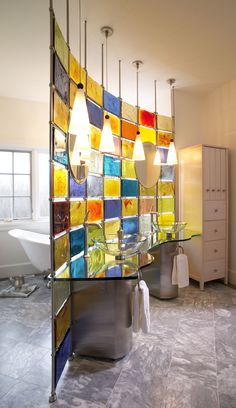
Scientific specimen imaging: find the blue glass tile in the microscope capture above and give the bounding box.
[54,54,69,104]
[70,256,85,278]
[55,329,71,386]
[160,165,175,181]
[54,150,68,166]
[70,175,86,198]
[104,155,121,177]
[106,265,122,278]
[104,199,121,219]
[122,217,139,234]
[159,148,168,163]
[103,90,121,117]
[70,228,85,257]
[121,179,138,197]
[87,99,103,129]
[87,175,103,197]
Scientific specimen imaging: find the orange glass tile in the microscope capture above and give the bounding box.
[139,126,156,144]
[158,181,174,197]
[53,166,68,198]
[104,219,121,236]
[140,198,156,215]
[122,198,138,216]
[87,200,103,222]
[122,160,136,179]
[90,126,101,150]
[87,75,103,106]
[55,300,70,349]
[158,197,175,213]
[70,200,86,227]
[157,115,172,131]
[122,140,134,159]
[54,91,69,133]
[122,101,137,123]
[104,178,120,197]
[105,112,120,136]
[139,109,156,128]
[54,20,69,72]
[69,52,86,87]
[54,233,69,270]
[157,131,172,147]
[139,184,156,196]
[121,120,137,141]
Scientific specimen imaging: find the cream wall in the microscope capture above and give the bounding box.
[0,96,49,149]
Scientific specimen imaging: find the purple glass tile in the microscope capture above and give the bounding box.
[69,174,86,198]
[104,199,121,219]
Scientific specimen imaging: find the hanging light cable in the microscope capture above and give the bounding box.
[132,60,145,161]
[69,0,90,165]
[99,26,115,153]
[166,78,178,165]
[153,79,161,165]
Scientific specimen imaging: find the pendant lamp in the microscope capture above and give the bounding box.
[99,27,115,154]
[69,0,90,164]
[132,60,145,161]
[166,78,178,165]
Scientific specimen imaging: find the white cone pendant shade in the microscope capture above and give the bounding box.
[133,131,145,161]
[69,83,91,162]
[167,139,178,165]
[99,114,115,153]
[154,148,161,165]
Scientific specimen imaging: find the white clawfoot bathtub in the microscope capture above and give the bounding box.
[8,229,51,273]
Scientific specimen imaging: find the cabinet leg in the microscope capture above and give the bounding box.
[200,280,204,291]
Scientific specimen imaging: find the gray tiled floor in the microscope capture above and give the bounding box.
[0,277,236,407]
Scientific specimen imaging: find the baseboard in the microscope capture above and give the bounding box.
[228,269,236,286]
[0,262,38,279]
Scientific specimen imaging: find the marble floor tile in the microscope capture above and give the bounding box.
[218,365,236,408]
[0,381,51,408]
[0,373,20,399]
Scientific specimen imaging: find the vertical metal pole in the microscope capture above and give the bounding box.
[49,0,57,403]
[105,31,108,92]
[101,43,104,87]
[119,59,121,99]
[79,0,82,81]
[66,0,69,44]
[154,80,157,115]
[84,20,87,70]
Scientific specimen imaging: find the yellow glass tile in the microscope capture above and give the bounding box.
[122,160,136,178]
[90,126,101,150]
[69,52,86,87]
[56,266,70,279]
[53,167,68,198]
[69,80,77,109]
[122,101,137,123]
[157,213,175,225]
[87,200,103,222]
[140,184,156,196]
[139,126,156,144]
[122,140,134,159]
[157,131,172,147]
[158,181,174,197]
[158,197,175,213]
[105,253,115,264]
[55,300,70,349]
[87,75,103,106]
[105,112,120,136]
[104,220,120,236]
[139,198,156,215]
[70,200,86,227]
[54,91,69,133]
[104,178,120,197]
[54,20,69,72]
[54,233,69,270]
[157,115,172,131]
[122,198,138,216]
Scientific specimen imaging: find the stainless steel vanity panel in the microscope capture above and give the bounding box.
[71,280,133,360]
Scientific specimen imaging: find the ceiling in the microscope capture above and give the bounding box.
[1,0,236,113]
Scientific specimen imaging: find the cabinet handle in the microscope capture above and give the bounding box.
[214,229,218,233]
[214,249,218,253]
[217,189,220,192]
[212,189,215,192]
[214,269,218,273]
[222,189,226,192]
[214,209,218,213]
[206,189,210,192]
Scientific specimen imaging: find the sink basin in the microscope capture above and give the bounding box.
[152,221,187,235]
[93,233,147,259]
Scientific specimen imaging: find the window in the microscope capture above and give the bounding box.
[38,152,49,218]
[0,151,32,220]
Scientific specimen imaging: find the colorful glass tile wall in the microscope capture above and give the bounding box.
[50,16,175,387]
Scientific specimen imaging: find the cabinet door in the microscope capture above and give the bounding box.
[220,149,226,201]
[203,147,210,200]
[215,149,221,200]
[209,148,216,200]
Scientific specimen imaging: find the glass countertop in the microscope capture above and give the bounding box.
[53,229,200,282]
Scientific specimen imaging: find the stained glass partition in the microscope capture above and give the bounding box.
[50,13,175,394]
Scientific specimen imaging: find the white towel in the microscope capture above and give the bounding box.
[172,253,189,288]
[132,280,150,334]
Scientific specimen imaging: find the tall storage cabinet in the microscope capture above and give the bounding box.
[178,144,228,290]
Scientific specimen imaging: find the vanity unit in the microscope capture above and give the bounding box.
[178,144,228,289]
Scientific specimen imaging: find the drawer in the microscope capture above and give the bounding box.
[203,259,225,280]
[204,220,226,241]
[204,201,226,221]
[204,240,226,261]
